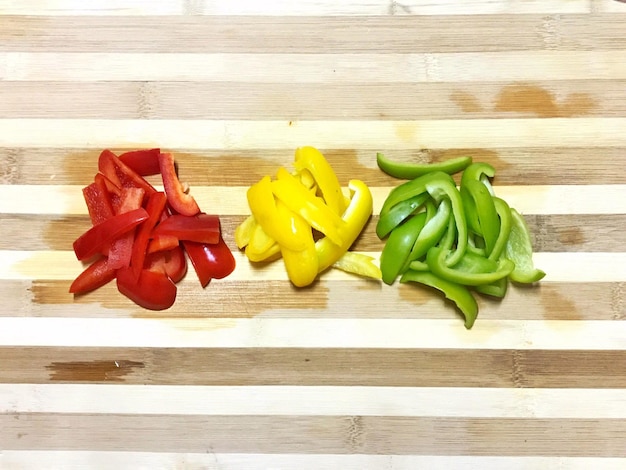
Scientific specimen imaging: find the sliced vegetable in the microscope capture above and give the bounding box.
[151,213,221,244]
[116,267,177,311]
[70,149,235,310]
[236,147,379,286]
[73,208,149,261]
[505,208,546,284]
[184,237,237,287]
[377,153,545,328]
[400,270,479,329]
[377,153,472,179]
[158,151,200,217]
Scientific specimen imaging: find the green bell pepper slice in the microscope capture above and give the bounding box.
[461,167,500,257]
[400,269,479,329]
[376,192,429,239]
[377,153,472,179]
[380,212,428,285]
[488,196,512,262]
[427,246,515,286]
[409,198,451,262]
[505,208,546,284]
[474,277,508,298]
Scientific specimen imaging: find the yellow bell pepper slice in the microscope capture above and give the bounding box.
[277,199,319,287]
[247,175,307,252]
[234,214,256,249]
[316,179,374,273]
[333,252,382,280]
[245,223,280,262]
[272,167,346,246]
[294,146,346,216]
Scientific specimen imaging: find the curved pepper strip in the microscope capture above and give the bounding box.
[380,171,468,267]
[461,178,500,257]
[272,167,346,246]
[426,246,515,286]
[401,269,479,329]
[377,153,472,179]
[315,179,373,273]
[277,199,319,287]
[294,146,346,216]
[488,197,513,262]
[474,277,508,298]
[376,192,429,239]
[380,212,427,285]
[505,208,546,284]
[409,198,451,262]
[247,175,307,252]
[245,223,281,262]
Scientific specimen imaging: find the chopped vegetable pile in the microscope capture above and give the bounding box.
[376,152,545,329]
[235,146,381,286]
[70,148,235,310]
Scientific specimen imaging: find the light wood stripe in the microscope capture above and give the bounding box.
[0,0,594,16]
[1,317,626,349]
[2,452,626,470]
[3,16,625,54]
[2,80,625,120]
[3,384,626,418]
[1,414,625,455]
[0,119,624,150]
[1,250,624,283]
[3,52,626,82]
[2,184,626,216]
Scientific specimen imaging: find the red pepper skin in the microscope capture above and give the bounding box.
[147,234,180,254]
[145,245,188,283]
[152,213,220,244]
[98,149,156,198]
[116,267,177,311]
[108,187,145,270]
[158,152,200,216]
[73,208,149,261]
[69,256,116,294]
[118,148,161,176]
[184,236,236,287]
[82,181,115,225]
[130,191,168,280]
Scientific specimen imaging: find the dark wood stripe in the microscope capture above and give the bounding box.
[1,413,625,455]
[2,147,625,186]
[1,347,626,388]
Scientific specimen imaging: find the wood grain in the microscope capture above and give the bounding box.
[1,1,626,468]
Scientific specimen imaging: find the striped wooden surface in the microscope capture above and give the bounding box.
[1,0,626,468]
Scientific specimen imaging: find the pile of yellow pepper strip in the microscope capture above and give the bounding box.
[235,146,382,287]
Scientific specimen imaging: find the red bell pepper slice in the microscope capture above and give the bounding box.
[147,234,180,254]
[151,213,220,244]
[119,148,162,176]
[130,191,168,280]
[73,207,149,261]
[116,267,177,311]
[158,152,200,216]
[108,187,145,270]
[69,256,117,294]
[184,236,236,287]
[98,149,156,198]
[82,181,114,225]
[145,245,188,283]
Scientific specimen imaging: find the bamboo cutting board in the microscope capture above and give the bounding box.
[1,0,626,468]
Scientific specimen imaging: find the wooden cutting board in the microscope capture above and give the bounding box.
[1,1,626,468]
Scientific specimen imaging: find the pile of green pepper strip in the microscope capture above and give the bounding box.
[376,152,545,329]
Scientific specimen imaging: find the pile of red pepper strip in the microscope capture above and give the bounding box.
[70,148,236,310]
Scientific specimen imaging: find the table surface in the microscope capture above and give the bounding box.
[1,1,626,468]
